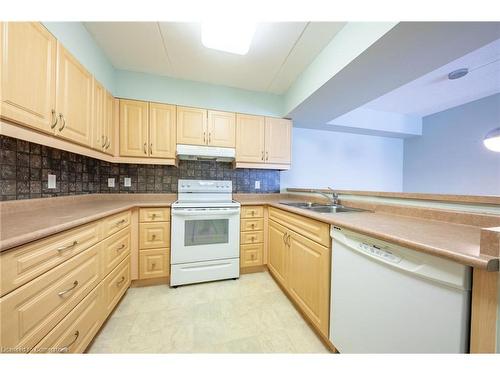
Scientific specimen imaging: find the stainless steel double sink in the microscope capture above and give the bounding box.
[279,201,367,214]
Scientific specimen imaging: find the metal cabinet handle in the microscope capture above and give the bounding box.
[143,142,147,154]
[60,330,79,352]
[58,280,78,297]
[115,219,126,226]
[266,151,269,161]
[203,131,206,144]
[50,109,58,129]
[149,143,153,155]
[57,240,78,253]
[101,135,106,147]
[116,244,126,252]
[116,276,125,286]
[58,114,66,132]
[282,232,287,244]
[261,151,264,161]
[105,138,111,150]
[208,132,211,144]
[286,234,291,247]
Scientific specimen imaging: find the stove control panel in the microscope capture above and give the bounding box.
[178,179,232,193]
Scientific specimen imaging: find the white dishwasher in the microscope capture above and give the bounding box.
[330,226,472,353]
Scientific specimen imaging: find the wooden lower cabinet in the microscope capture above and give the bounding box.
[267,220,288,286]
[287,231,330,336]
[32,285,103,353]
[240,243,263,268]
[268,217,331,337]
[139,248,170,279]
[102,256,131,317]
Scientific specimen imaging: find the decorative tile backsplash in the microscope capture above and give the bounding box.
[0,135,280,201]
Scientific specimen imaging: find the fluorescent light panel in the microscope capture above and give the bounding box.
[201,22,256,55]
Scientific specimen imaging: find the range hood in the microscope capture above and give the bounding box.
[176,144,236,162]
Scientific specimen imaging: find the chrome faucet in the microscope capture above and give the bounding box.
[314,187,339,205]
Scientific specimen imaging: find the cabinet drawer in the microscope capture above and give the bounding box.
[139,222,170,249]
[269,207,330,247]
[32,285,103,354]
[101,210,131,239]
[1,221,100,297]
[139,248,170,279]
[240,231,264,245]
[102,256,130,316]
[240,243,263,268]
[139,207,171,222]
[0,244,101,350]
[241,206,264,219]
[241,218,264,232]
[101,227,130,277]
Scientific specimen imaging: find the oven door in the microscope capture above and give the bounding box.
[171,207,240,264]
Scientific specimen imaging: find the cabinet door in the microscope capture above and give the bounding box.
[287,231,330,336]
[235,114,265,163]
[119,99,149,157]
[207,110,235,147]
[139,249,169,279]
[91,79,105,150]
[0,22,57,133]
[150,102,176,158]
[55,44,93,147]
[103,91,115,155]
[265,117,292,164]
[176,106,207,146]
[267,220,288,287]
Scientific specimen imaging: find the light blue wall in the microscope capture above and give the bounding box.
[114,70,283,117]
[280,127,404,191]
[43,22,116,91]
[403,94,500,195]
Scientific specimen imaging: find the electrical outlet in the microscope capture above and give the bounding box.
[108,178,115,188]
[124,177,131,187]
[254,180,261,189]
[47,174,56,189]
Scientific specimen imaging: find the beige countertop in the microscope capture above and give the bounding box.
[1,193,498,271]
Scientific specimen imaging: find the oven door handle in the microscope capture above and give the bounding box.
[172,208,241,216]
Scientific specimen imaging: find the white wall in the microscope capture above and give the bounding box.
[403,94,500,195]
[280,127,404,191]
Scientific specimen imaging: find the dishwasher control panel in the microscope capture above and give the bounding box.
[358,242,402,264]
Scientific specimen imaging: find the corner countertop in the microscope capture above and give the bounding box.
[1,193,498,271]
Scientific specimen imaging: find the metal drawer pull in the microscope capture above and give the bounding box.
[116,276,126,286]
[115,219,126,226]
[151,213,157,218]
[60,330,79,352]
[58,280,79,297]
[57,240,78,252]
[116,244,126,251]
[58,114,66,131]
[50,109,58,129]
[151,234,156,240]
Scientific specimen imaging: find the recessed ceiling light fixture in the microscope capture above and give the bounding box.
[448,68,469,80]
[484,127,500,152]
[201,22,256,55]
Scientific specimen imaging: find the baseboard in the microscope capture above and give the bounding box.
[240,265,266,274]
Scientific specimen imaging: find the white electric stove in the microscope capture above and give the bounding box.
[170,179,241,286]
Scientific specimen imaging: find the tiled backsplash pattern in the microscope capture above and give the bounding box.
[0,135,280,200]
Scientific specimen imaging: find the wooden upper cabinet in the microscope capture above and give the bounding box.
[265,117,292,164]
[104,91,115,155]
[207,110,235,147]
[119,99,149,157]
[176,106,207,146]
[236,114,265,163]
[55,44,93,147]
[91,79,105,150]
[0,22,57,133]
[149,102,176,159]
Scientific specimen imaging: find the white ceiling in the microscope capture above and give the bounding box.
[84,22,345,94]
[364,38,500,117]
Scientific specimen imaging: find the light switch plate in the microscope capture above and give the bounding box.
[47,174,56,189]
[124,177,131,187]
[108,178,115,188]
[254,180,261,189]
